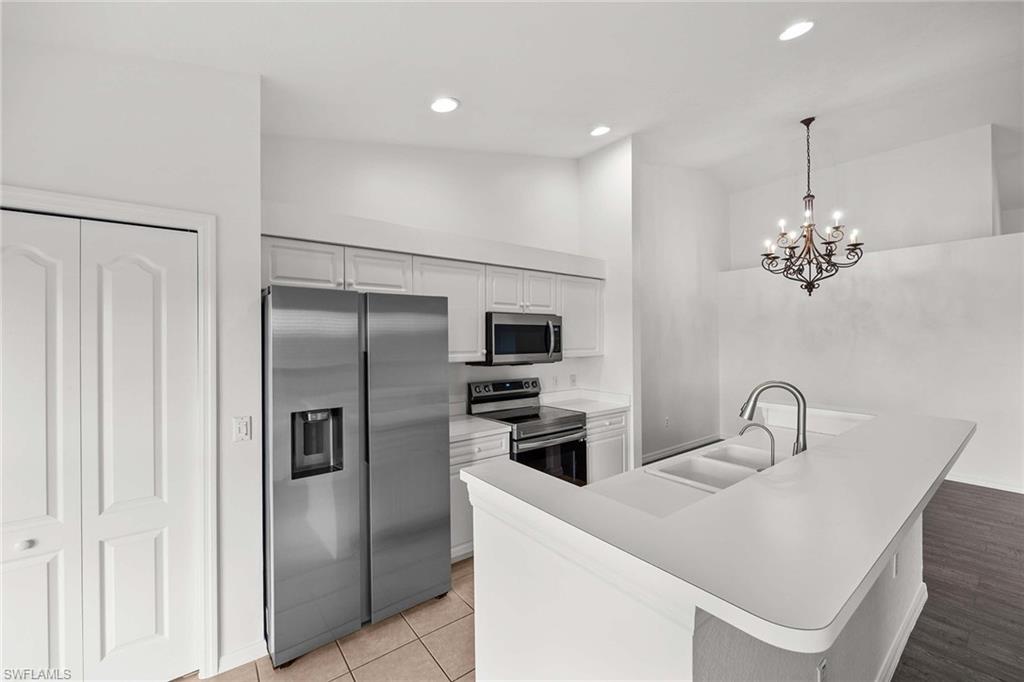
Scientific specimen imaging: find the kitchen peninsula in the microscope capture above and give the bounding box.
[461,414,976,681]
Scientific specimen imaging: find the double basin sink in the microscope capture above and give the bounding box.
[645,442,774,493]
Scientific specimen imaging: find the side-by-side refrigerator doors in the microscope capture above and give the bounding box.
[366,293,451,620]
[264,286,365,666]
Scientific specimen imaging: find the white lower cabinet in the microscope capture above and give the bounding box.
[586,409,630,483]
[449,432,510,560]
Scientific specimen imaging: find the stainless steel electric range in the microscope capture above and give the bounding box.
[468,378,587,486]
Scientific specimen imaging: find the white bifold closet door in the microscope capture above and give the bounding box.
[1,212,84,675]
[1,211,201,681]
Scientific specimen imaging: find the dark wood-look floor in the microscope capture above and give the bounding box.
[893,481,1024,681]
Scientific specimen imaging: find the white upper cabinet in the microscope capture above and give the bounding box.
[413,257,487,363]
[262,237,344,289]
[485,266,524,312]
[343,247,413,293]
[523,271,558,314]
[559,275,604,357]
[487,267,558,314]
[261,237,605,360]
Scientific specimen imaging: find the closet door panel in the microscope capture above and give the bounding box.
[80,220,200,680]
[0,210,83,675]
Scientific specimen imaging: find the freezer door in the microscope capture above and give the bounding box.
[264,286,366,665]
[366,293,451,620]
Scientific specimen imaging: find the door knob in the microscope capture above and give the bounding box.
[14,539,36,551]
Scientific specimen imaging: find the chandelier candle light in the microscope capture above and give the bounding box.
[760,117,864,295]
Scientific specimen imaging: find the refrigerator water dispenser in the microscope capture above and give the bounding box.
[291,408,342,478]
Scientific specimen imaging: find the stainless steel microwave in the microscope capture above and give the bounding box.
[478,312,562,365]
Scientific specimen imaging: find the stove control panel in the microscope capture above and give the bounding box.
[469,377,541,400]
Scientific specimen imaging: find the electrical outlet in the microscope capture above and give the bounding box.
[665,417,670,428]
[816,657,828,682]
[232,416,252,442]
[569,374,577,387]
[892,552,899,578]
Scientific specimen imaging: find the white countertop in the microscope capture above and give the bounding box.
[541,390,630,418]
[449,414,510,443]
[462,413,975,651]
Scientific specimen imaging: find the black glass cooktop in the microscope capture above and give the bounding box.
[485,405,585,439]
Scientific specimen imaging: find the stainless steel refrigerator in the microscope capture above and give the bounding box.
[262,286,450,666]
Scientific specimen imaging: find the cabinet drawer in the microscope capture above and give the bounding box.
[586,411,628,436]
[450,433,510,466]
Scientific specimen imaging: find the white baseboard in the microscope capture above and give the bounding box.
[642,435,721,465]
[876,582,927,682]
[944,472,1024,494]
[210,639,266,678]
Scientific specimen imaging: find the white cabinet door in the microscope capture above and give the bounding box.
[343,247,413,293]
[559,276,604,356]
[1,211,84,676]
[262,236,344,289]
[485,266,524,312]
[523,271,558,314]
[587,429,628,484]
[450,467,473,561]
[414,257,487,362]
[80,221,200,680]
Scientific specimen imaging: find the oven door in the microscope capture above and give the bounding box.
[486,312,562,365]
[511,429,587,486]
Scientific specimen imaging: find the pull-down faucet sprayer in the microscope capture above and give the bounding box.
[739,380,808,456]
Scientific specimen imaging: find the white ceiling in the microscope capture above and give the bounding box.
[4,2,1021,182]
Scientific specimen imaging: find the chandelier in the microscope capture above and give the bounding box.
[760,117,864,296]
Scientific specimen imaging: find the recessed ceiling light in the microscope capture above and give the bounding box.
[779,21,814,41]
[590,125,611,137]
[430,96,460,113]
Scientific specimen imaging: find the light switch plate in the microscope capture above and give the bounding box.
[232,416,252,442]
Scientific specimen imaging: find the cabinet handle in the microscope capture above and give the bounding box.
[14,539,36,552]
[475,446,482,453]
[346,280,355,288]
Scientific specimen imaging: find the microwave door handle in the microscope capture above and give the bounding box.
[515,431,585,453]
[546,320,554,358]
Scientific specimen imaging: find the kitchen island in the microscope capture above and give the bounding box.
[460,413,976,681]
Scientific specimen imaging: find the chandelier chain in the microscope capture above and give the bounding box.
[805,122,812,196]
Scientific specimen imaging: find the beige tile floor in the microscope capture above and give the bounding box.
[199,558,476,682]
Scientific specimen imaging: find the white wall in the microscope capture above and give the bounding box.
[717,234,1024,493]
[632,163,728,460]
[578,138,637,462]
[1,43,265,667]
[262,134,582,254]
[727,126,996,270]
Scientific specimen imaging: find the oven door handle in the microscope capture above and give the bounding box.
[546,320,554,359]
[513,430,586,454]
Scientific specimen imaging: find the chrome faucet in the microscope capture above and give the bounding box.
[739,381,807,456]
[738,422,775,468]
